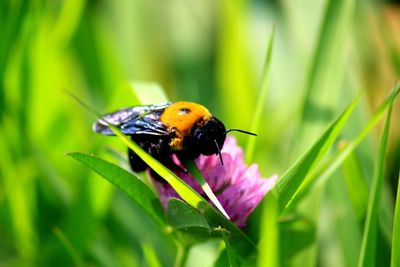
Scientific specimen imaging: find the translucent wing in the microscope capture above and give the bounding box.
[93,102,171,136]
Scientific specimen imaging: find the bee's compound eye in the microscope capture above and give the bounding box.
[196,132,206,142]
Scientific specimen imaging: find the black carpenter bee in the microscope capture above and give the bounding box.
[93,101,255,174]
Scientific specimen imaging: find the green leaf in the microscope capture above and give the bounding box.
[167,199,213,247]
[245,26,275,163]
[391,172,400,267]
[358,103,393,267]
[167,199,209,230]
[184,160,230,220]
[272,93,360,212]
[66,152,165,226]
[214,249,231,267]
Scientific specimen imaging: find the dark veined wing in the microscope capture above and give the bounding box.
[93,102,171,136]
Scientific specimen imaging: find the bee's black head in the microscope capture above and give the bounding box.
[184,117,256,165]
[193,117,226,157]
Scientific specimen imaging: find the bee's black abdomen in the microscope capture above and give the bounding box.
[127,135,164,173]
[128,148,148,172]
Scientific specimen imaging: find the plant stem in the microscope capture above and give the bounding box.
[174,243,189,267]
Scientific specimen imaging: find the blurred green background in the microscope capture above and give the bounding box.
[1,0,399,266]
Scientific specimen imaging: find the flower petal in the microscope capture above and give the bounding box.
[150,136,278,227]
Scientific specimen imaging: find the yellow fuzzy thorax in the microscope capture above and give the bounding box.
[160,102,212,150]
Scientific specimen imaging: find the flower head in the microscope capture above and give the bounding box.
[151,136,277,227]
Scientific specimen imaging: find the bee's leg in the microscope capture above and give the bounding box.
[176,139,200,160]
[176,150,200,164]
[149,169,164,182]
[159,155,188,173]
[148,156,187,183]
[151,138,187,173]
[128,148,148,172]
[175,137,200,167]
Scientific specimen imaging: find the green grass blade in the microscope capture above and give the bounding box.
[323,174,362,267]
[273,93,360,212]
[358,105,393,267]
[291,84,400,208]
[339,144,368,221]
[108,125,205,209]
[66,152,165,226]
[0,131,37,258]
[184,160,230,219]
[245,26,275,163]
[257,193,279,267]
[142,241,162,267]
[279,1,356,265]
[392,171,400,267]
[294,0,357,154]
[216,0,254,131]
[107,124,256,256]
[220,229,239,267]
[53,226,83,267]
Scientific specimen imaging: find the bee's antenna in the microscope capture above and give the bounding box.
[224,129,257,136]
[214,139,224,165]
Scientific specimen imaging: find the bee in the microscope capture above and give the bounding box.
[93,101,255,174]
